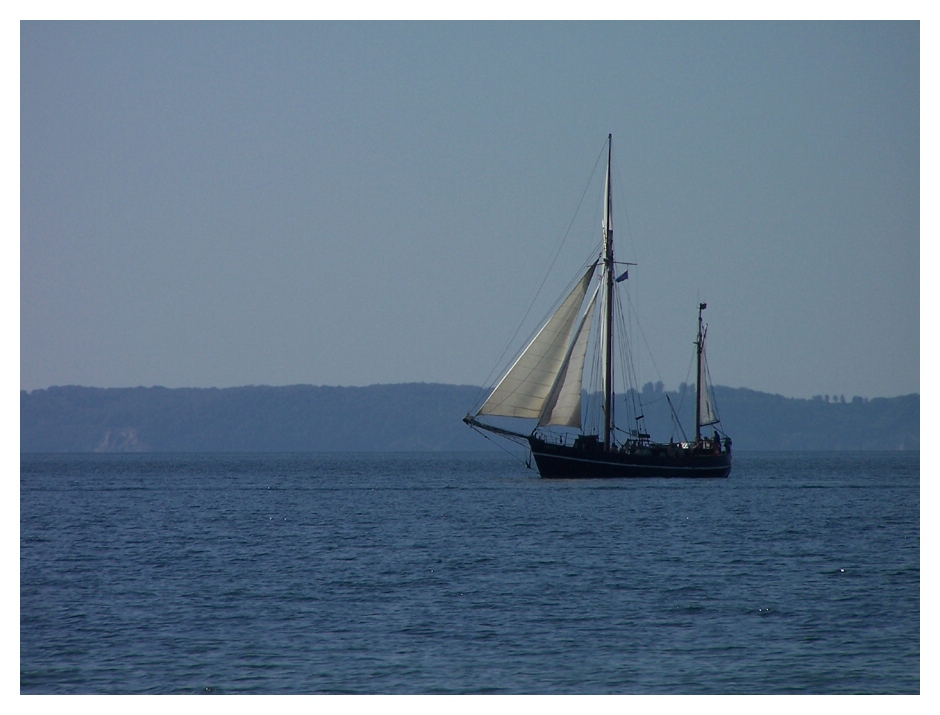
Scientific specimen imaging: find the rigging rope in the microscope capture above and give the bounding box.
[470,142,608,413]
[467,424,532,468]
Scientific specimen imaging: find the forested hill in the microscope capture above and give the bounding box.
[20,383,918,453]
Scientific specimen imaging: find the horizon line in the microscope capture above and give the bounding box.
[20,382,920,403]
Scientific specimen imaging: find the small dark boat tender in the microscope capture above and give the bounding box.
[465,135,731,479]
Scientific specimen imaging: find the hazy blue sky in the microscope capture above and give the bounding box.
[20,21,919,398]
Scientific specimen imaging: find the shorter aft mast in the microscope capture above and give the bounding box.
[465,134,731,478]
[695,302,719,444]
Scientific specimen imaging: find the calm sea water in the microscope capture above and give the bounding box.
[20,451,919,694]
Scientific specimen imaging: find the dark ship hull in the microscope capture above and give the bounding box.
[529,436,731,479]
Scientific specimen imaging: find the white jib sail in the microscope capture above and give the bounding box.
[538,284,599,427]
[477,265,596,420]
[699,335,719,426]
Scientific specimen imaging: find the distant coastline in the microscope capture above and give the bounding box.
[20,383,918,453]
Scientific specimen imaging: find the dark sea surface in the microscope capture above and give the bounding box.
[20,451,919,694]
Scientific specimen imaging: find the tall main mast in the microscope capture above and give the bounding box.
[603,134,614,451]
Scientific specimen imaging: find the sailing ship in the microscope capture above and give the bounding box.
[464,135,732,478]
